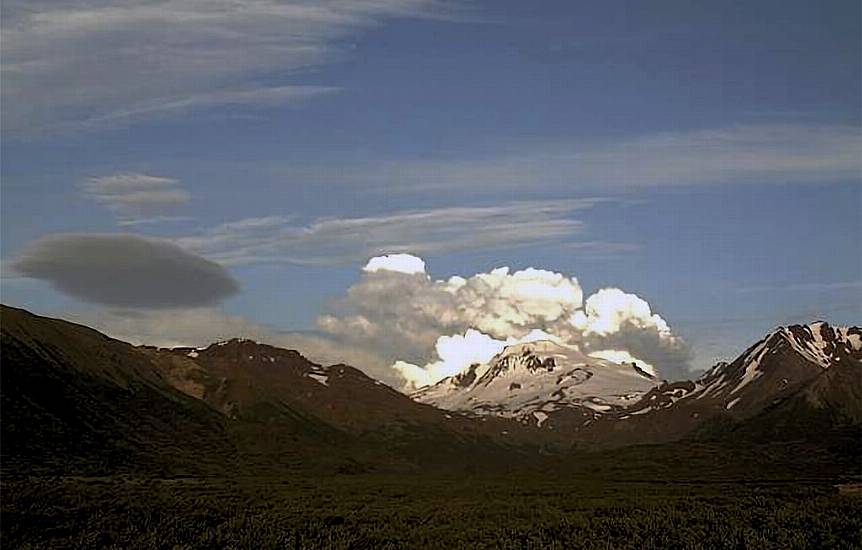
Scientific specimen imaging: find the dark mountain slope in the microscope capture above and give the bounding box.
[1,306,552,476]
[552,322,862,448]
[3,305,859,478]
[726,356,862,442]
[149,339,556,471]
[0,305,236,475]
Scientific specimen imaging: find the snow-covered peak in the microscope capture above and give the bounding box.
[412,339,658,424]
[766,322,861,368]
[477,340,571,382]
[664,321,862,412]
[212,337,259,347]
[493,339,571,360]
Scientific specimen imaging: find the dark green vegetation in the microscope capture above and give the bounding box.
[3,476,861,549]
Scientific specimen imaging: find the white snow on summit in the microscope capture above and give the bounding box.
[412,340,658,423]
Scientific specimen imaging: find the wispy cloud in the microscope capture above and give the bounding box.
[174,199,614,266]
[735,280,862,293]
[560,241,641,259]
[1,0,446,135]
[83,173,191,224]
[65,86,340,132]
[270,123,862,191]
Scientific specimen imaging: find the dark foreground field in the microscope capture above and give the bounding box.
[3,475,861,549]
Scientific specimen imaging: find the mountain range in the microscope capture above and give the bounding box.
[415,322,862,445]
[2,304,860,476]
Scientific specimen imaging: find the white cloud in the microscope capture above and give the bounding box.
[363,253,426,275]
[735,280,862,293]
[318,263,587,361]
[316,255,691,388]
[394,328,563,390]
[1,0,445,135]
[393,329,504,389]
[83,173,190,223]
[72,86,339,129]
[174,199,611,266]
[269,124,862,191]
[571,288,671,337]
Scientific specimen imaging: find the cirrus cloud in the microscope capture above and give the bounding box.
[82,173,191,224]
[268,123,862,192]
[173,198,618,266]
[1,0,449,135]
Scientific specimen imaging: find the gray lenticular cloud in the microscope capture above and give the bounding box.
[13,234,239,308]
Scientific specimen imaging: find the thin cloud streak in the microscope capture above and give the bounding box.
[735,280,862,293]
[60,86,341,133]
[174,199,618,266]
[82,173,191,224]
[270,124,862,192]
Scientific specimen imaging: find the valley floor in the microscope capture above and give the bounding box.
[2,475,861,549]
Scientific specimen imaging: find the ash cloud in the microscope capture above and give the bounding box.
[318,254,691,388]
[13,234,239,308]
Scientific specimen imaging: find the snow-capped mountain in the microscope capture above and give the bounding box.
[412,322,861,435]
[2,304,860,474]
[412,340,658,425]
[625,322,862,418]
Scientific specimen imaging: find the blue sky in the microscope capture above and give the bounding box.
[2,0,860,378]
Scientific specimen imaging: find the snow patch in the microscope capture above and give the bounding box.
[533,411,549,427]
[308,372,329,386]
[730,339,769,395]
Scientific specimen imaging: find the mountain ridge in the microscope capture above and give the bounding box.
[0,305,554,476]
[1,304,859,476]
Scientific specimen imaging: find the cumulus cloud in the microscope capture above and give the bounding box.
[318,262,586,363]
[317,254,691,388]
[83,173,190,223]
[363,253,427,275]
[569,288,689,378]
[12,234,239,308]
[393,329,506,389]
[571,288,672,337]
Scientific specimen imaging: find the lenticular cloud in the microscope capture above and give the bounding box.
[318,254,690,390]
